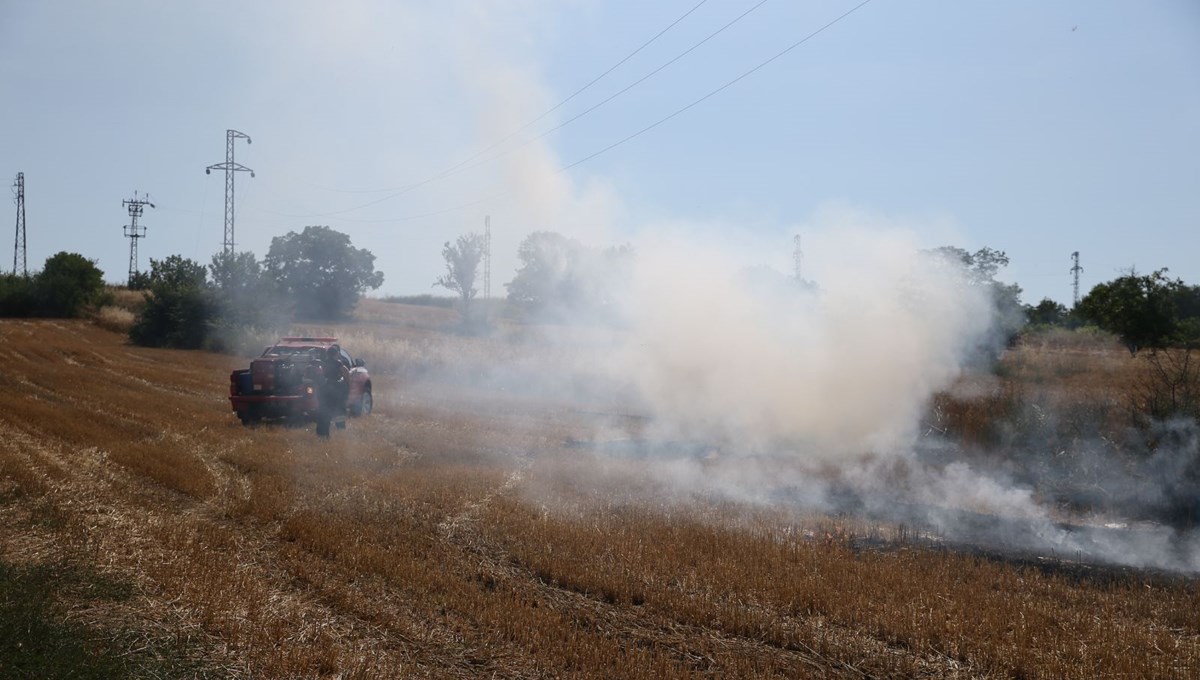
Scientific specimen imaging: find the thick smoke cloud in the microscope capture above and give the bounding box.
[483,223,1200,574]
[615,228,993,458]
[242,2,1198,574]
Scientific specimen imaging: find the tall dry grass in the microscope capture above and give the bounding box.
[91,305,136,333]
[103,285,147,312]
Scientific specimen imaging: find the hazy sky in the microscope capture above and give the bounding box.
[1,0,1197,305]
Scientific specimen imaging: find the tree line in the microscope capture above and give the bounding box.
[4,224,1199,356]
[1025,269,1200,353]
[0,225,383,350]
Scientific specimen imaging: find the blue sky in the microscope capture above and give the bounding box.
[1,0,1197,305]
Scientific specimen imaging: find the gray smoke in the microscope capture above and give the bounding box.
[473,224,1200,574]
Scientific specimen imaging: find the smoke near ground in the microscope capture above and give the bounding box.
[423,223,1200,574]
[615,228,993,458]
[173,1,1197,575]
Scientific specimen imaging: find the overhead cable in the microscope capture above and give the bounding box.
[290,0,711,202]
[562,0,874,172]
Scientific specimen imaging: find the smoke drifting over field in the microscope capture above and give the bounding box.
[240,2,1197,574]
[475,222,1200,574]
[615,228,992,457]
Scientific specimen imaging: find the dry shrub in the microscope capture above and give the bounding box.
[1019,325,1121,352]
[937,338,1144,447]
[103,285,146,312]
[1132,348,1200,423]
[92,305,136,333]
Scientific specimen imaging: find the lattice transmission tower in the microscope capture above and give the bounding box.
[12,172,26,276]
[123,192,155,284]
[1070,251,1083,307]
[483,215,492,299]
[206,129,254,254]
[792,234,804,282]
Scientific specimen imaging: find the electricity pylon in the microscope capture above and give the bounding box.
[206,129,254,255]
[12,172,26,276]
[123,192,155,284]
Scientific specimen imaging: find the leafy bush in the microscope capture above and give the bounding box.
[127,270,151,291]
[506,231,633,321]
[129,256,214,349]
[35,252,106,316]
[0,253,105,318]
[1079,269,1184,353]
[1025,297,1068,326]
[0,273,38,316]
[207,250,289,348]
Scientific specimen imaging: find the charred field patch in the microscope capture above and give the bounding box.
[0,309,1196,678]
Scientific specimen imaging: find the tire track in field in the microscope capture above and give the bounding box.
[423,434,987,678]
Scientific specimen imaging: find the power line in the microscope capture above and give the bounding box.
[290,0,712,198]
[534,0,769,145]
[562,0,874,172]
[401,0,773,196]
[435,0,720,182]
[295,0,873,228]
[273,0,761,220]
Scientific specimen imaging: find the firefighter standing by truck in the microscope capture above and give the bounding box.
[315,345,350,438]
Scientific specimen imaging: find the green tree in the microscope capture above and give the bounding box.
[263,226,383,320]
[209,250,278,327]
[34,252,106,317]
[130,256,213,349]
[127,270,151,291]
[506,232,580,311]
[1174,284,1200,320]
[506,232,633,318]
[1078,269,1183,354]
[434,232,485,317]
[1173,284,1200,347]
[925,246,1024,341]
[0,273,38,316]
[928,246,1011,286]
[1026,298,1068,326]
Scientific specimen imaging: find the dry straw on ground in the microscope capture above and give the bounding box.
[0,308,1195,678]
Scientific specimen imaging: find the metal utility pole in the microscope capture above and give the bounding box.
[483,215,492,299]
[1070,251,1083,307]
[123,192,155,284]
[12,172,26,276]
[205,129,254,255]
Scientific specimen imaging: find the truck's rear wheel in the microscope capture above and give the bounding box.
[239,405,262,426]
[351,389,372,417]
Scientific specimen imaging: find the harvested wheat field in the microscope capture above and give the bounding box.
[1,306,1197,679]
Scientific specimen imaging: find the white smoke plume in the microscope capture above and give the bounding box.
[480,221,1200,574]
[615,227,993,458]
